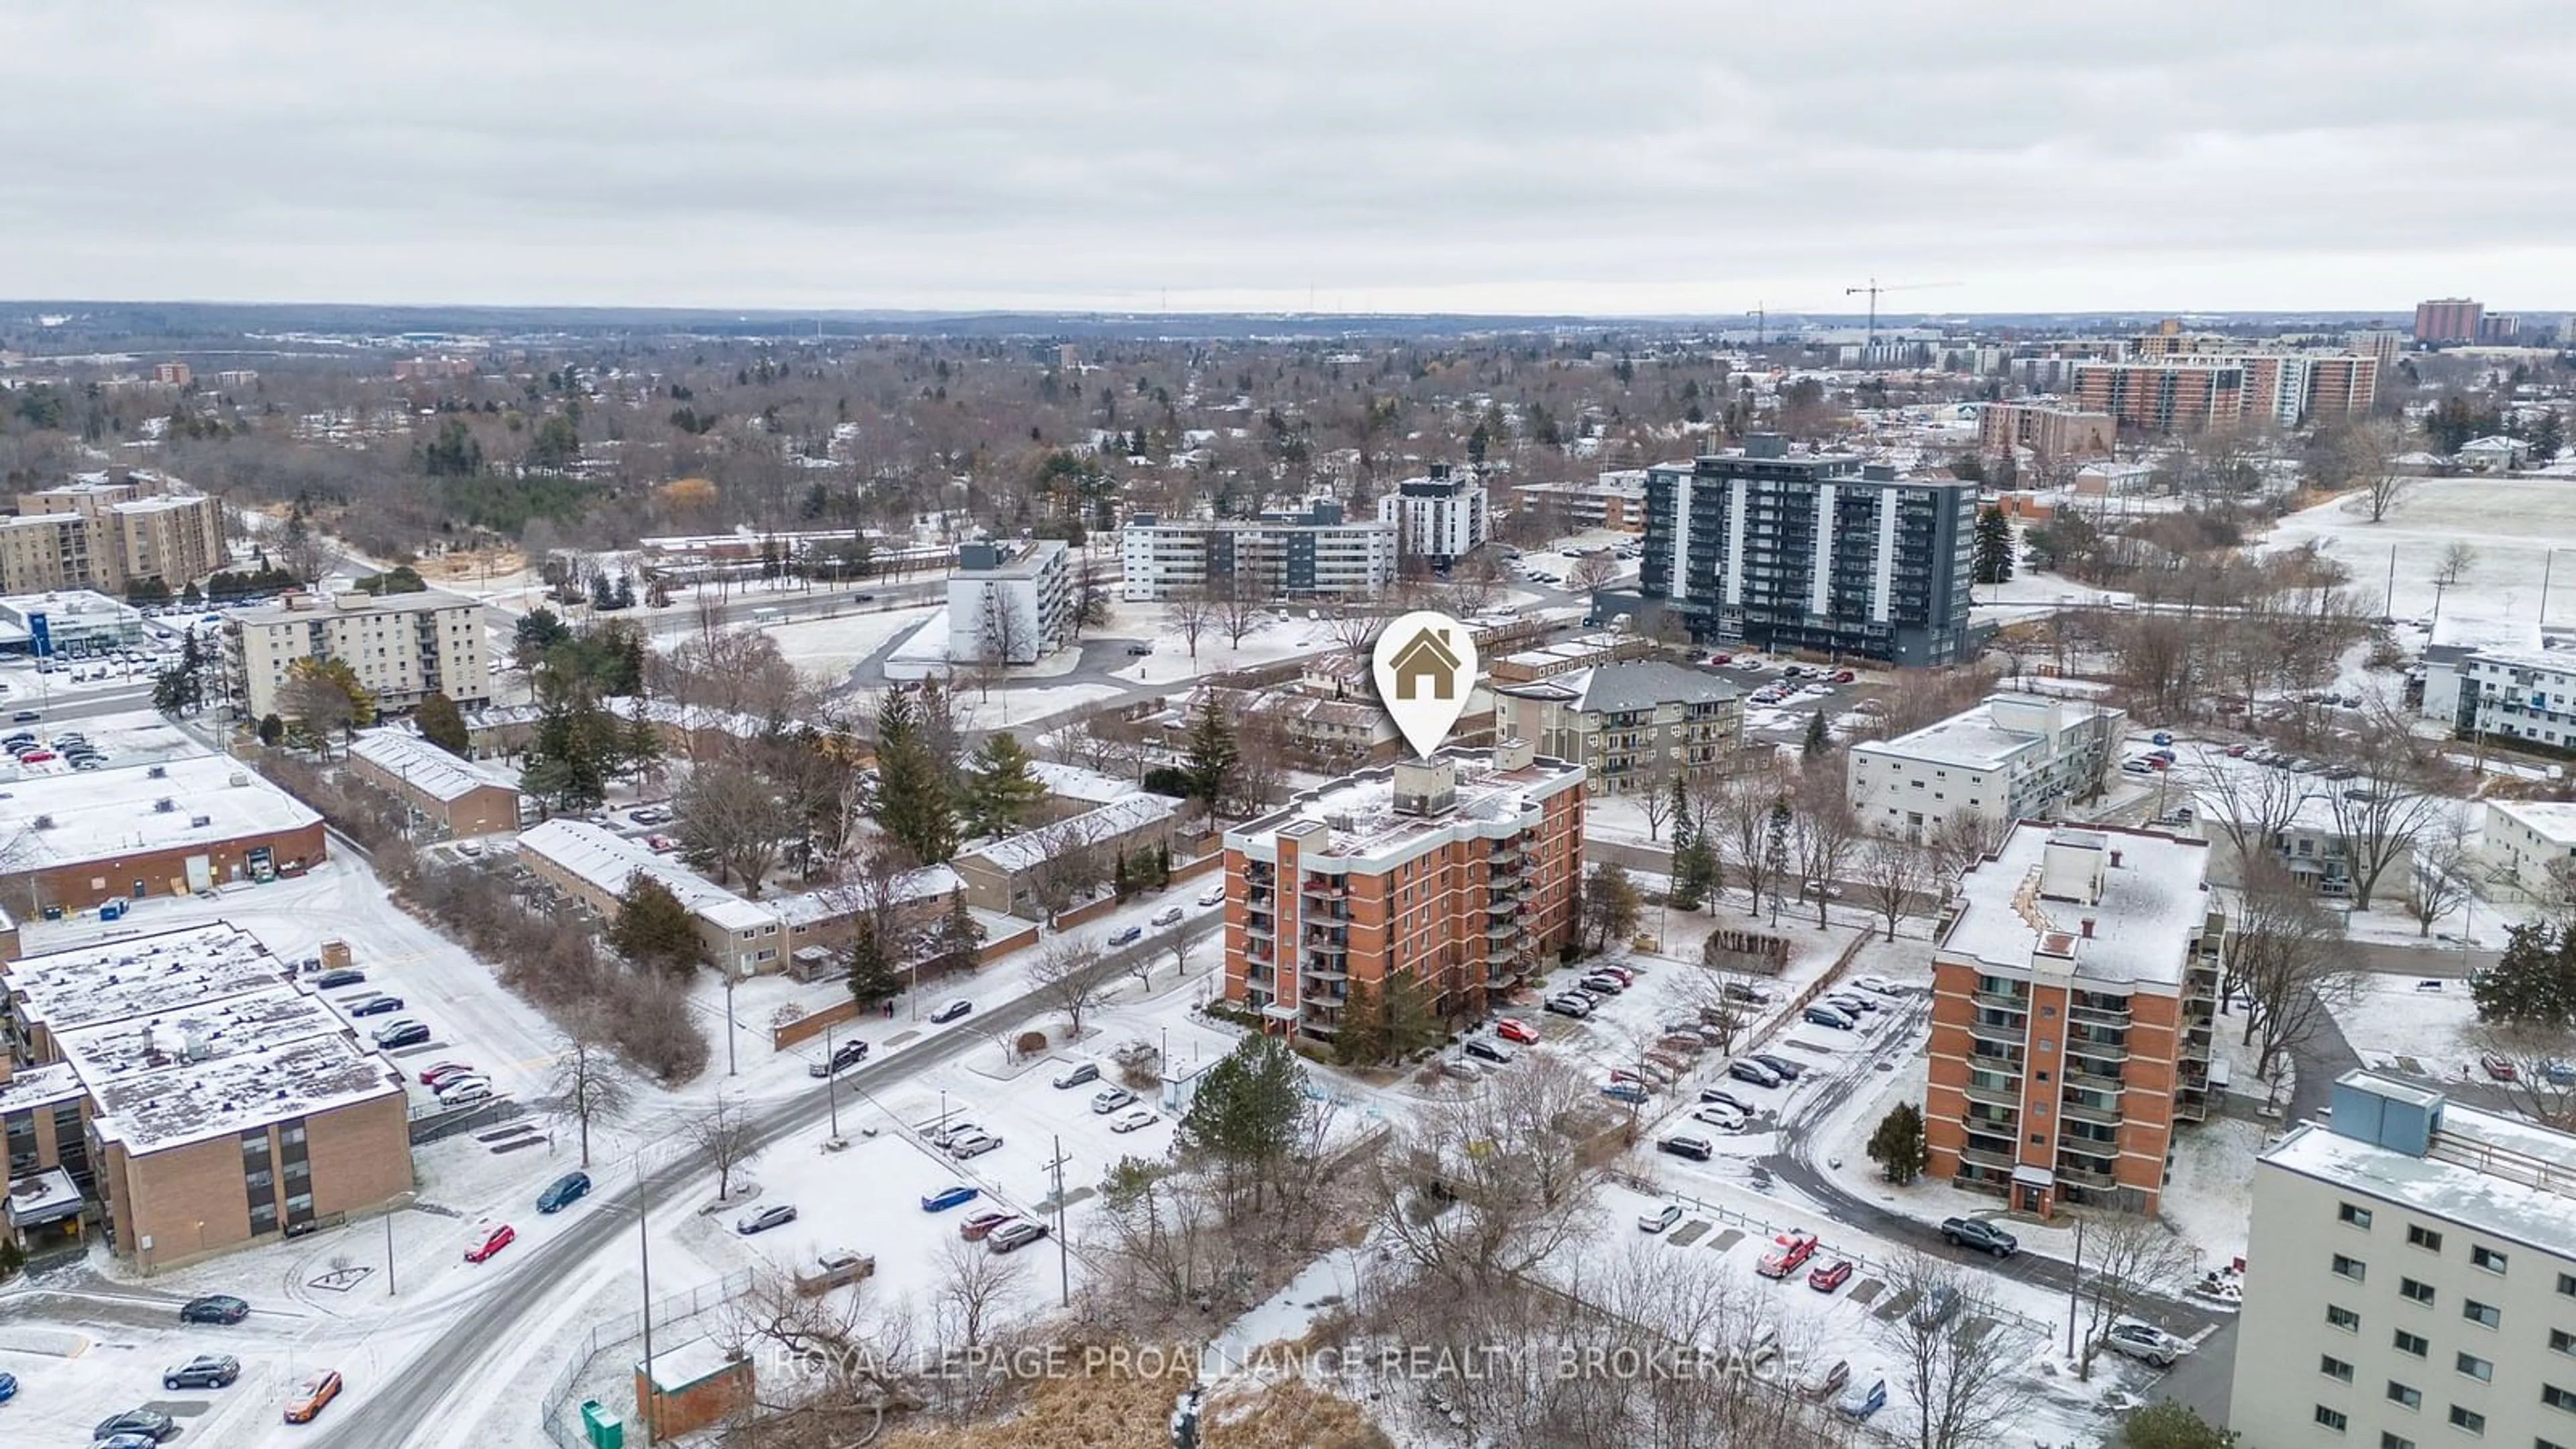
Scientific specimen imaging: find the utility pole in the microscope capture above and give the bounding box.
[386,1210,396,1297]
[2385,543,2398,621]
[1046,1135,1072,1308]
[2065,1216,2084,1358]
[2544,547,2559,625]
[723,969,737,1076]
[638,1157,656,1447]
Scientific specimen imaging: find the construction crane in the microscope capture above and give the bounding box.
[1843,279,1959,346]
[1748,303,1764,346]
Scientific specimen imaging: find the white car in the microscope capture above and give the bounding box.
[1196,887,1225,908]
[1150,906,1184,927]
[1690,1104,1748,1132]
[1108,1106,1161,1133]
[947,1132,1004,1159]
[1851,975,1904,995]
[2102,1321,2186,1368]
[1638,1203,1684,1234]
[928,1120,984,1148]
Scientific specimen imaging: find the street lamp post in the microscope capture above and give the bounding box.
[723,969,737,1076]
[824,1024,840,1140]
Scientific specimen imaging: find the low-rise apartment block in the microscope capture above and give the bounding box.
[1221,741,1585,1044]
[516,819,786,977]
[1495,660,1742,796]
[346,729,527,837]
[947,538,1071,665]
[0,922,411,1263]
[1847,693,2124,840]
[1925,824,2223,1216]
[2232,1072,2576,1449]
[2443,645,2576,751]
[227,587,491,722]
[1119,500,1397,602]
[1512,471,1649,533]
[1976,402,2115,461]
[2478,800,2576,902]
[1377,466,1489,564]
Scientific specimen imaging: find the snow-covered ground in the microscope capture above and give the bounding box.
[2262,476,2576,626]
[749,602,939,678]
[2330,971,2488,1081]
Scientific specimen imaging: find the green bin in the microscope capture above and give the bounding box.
[580,1399,625,1449]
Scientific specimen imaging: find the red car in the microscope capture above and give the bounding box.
[1595,965,1636,987]
[1710,653,1733,665]
[1830,669,1856,684]
[1808,1258,1855,1293]
[464,1222,516,1263]
[2225,743,2249,758]
[417,1061,474,1087]
[1757,1231,1819,1280]
[2481,1053,2518,1082]
[960,1210,1018,1242]
[1495,1018,1540,1046]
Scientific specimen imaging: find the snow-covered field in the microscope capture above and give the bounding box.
[2264,476,2576,625]
[755,602,940,678]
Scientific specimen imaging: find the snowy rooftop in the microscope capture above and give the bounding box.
[2491,799,2576,844]
[1505,659,1739,715]
[1857,693,2117,771]
[3,922,286,1036]
[1028,759,1140,805]
[605,695,774,743]
[349,729,520,803]
[2265,1095,2576,1261]
[961,794,1180,876]
[230,586,479,624]
[639,1336,746,1393]
[1940,823,2211,988]
[769,863,961,926]
[517,819,776,931]
[0,755,321,869]
[0,1060,82,1115]
[2426,613,2543,658]
[1228,747,1583,868]
[56,981,343,1081]
[70,1011,398,1156]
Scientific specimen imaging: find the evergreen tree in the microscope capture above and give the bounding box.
[1764,797,1793,917]
[1802,709,1830,759]
[2120,1401,2239,1449]
[1179,1034,1312,1212]
[1182,693,1238,816]
[2472,921,2576,1029]
[873,688,960,864]
[1972,503,2017,584]
[1865,1102,1929,1184]
[258,712,285,747]
[1112,850,1133,900]
[845,919,902,1006]
[1333,977,1387,1066]
[608,873,706,975]
[415,691,471,756]
[2530,409,2565,466]
[1155,841,1173,885]
[962,731,1046,839]
[932,894,982,977]
[1383,969,1439,1056]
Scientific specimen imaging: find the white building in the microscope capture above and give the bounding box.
[2418,616,2545,728]
[1511,471,1650,533]
[227,588,491,722]
[2479,799,2576,902]
[2233,1071,2576,1449]
[2451,647,2576,749]
[1847,693,2126,840]
[1118,501,1396,602]
[1377,466,1489,564]
[946,538,1070,665]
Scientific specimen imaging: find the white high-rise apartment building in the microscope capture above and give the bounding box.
[946,538,1071,665]
[227,588,491,720]
[2233,1071,2576,1449]
[1377,466,1489,564]
[1118,501,1396,602]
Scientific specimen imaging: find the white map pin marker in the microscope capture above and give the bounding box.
[1373,610,1479,759]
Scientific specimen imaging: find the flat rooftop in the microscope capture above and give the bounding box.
[2265,1099,2576,1262]
[1858,694,2116,771]
[0,755,322,869]
[4,922,286,1037]
[73,1016,398,1156]
[0,1060,83,1116]
[2493,798,2576,841]
[1228,747,1583,869]
[1940,822,2211,988]
[229,587,479,624]
[348,729,519,804]
[55,981,343,1081]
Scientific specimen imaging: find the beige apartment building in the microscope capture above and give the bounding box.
[1,478,227,596]
[227,587,492,721]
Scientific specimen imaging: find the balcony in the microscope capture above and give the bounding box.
[1303,963,1348,984]
[2068,1001,2133,1029]
[1301,881,1347,902]
[1960,1080,2022,1109]
[1972,990,2029,1014]
[2059,1097,2123,1127]
[2064,1034,2128,1063]
[2056,1161,2119,1191]
[2063,1067,2125,1095]
[1485,896,1519,916]
[1966,1051,2025,1077]
[1958,1144,2017,1171]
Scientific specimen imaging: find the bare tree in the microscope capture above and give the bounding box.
[547,1008,633,1169]
[1165,586,1215,663]
[2345,421,2410,522]
[692,1091,763,1201]
[1369,1055,1606,1294]
[1564,549,1617,594]
[2227,861,2359,1091]
[1215,573,1265,648]
[719,1265,926,1439]
[1028,936,1116,1039]
[1854,834,1932,942]
[2192,745,2313,881]
[1715,773,1783,919]
[930,1232,1030,1353]
[1794,767,1861,927]
[2326,718,2457,911]
[1324,598,1391,658]
[2070,1214,2200,1380]
[2433,540,2477,590]
[968,581,1034,698]
[2405,810,2477,938]
[1924,806,2010,887]
[675,761,795,896]
[1878,1254,2037,1449]
[1022,812,1112,913]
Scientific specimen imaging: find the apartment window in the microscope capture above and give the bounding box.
[2447,1352,2493,1384]
[2402,1278,2436,1305]
[2409,1225,2445,1252]
[2322,1354,2355,1383]
[2559,1273,2576,1299]
[2328,1305,2361,1332]
[2340,1202,2374,1228]
[2471,1245,2508,1273]
[2465,1299,2502,1330]
[2447,1405,2483,1434]
[2316,1405,2349,1432]
[2334,1254,2369,1282]
[2378,1437,2414,1449]
[2553,1329,2576,1356]
[2548,1385,2576,1413]
[2396,1329,2430,1357]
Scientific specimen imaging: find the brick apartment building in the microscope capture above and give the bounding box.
[346,729,525,837]
[0,922,411,1263]
[1220,741,1585,1044]
[2414,297,2484,345]
[1924,823,2224,1217]
[0,755,325,912]
[0,474,227,596]
[2071,354,2379,435]
[1975,402,2116,461]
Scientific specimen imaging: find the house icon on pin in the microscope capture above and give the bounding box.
[1389,627,1462,702]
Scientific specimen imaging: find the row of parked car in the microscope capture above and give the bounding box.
[3,726,110,770]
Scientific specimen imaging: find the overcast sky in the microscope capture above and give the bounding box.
[7,1,2571,315]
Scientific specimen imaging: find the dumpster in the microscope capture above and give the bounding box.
[100,899,127,922]
[580,1399,625,1449]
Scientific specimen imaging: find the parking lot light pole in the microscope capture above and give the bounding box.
[386,1212,396,1296]
[824,1024,840,1139]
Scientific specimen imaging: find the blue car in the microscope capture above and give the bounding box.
[345,994,405,1017]
[0,1369,15,1401]
[1835,1377,1888,1421]
[537,1171,592,1214]
[920,1184,980,1213]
